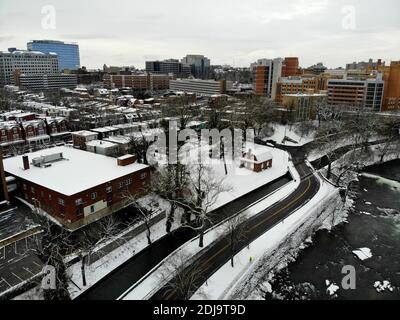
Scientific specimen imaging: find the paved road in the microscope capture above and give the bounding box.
[148,162,320,300]
[78,172,292,300]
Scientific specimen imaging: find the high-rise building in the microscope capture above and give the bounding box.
[327,78,384,111]
[254,58,283,100]
[0,49,59,86]
[145,59,191,78]
[27,40,80,71]
[382,61,400,111]
[282,57,300,77]
[181,55,210,79]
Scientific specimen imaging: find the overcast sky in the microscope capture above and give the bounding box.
[0,0,399,69]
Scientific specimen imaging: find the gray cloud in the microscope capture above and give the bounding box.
[0,0,399,69]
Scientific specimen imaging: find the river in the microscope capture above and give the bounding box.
[269,159,400,300]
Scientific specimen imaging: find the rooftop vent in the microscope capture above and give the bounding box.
[32,152,64,168]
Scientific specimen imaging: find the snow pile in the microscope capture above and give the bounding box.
[325,280,340,296]
[352,248,372,261]
[374,280,394,293]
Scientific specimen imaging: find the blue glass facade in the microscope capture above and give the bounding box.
[27,40,80,71]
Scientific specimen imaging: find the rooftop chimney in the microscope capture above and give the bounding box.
[22,155,30,170]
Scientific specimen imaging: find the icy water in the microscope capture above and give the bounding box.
[271,159,400,300]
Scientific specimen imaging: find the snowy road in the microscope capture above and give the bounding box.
[148,162,320,300]
[78,171,292,300]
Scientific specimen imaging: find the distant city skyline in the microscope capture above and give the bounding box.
[0,0,399,69]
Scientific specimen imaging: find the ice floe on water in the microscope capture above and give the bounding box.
[374,280,394,293]
[360,211,372,216]
[376,207,400,216]
[325,280,339,296]
[352,248,372,261]
[365,202,372,205]
[361,173,400,191]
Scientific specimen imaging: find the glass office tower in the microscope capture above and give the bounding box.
[27,40,80,71]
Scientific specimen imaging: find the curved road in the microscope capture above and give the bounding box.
[79,171,292,300]
[147,162,320,300]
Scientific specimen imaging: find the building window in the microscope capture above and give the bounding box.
[125,178,132,186]
[49,194,52,200]
[118,181,124,189]
[90,205,95,213]
[106,186,112,193]
[75,198,83,206]
[40,191,44,198]
[23,184,27,190]
[140,173,147,180]
[31,186,35,194]
[76,208,84,216]
[91,192,98,200]
[58,198,65,206]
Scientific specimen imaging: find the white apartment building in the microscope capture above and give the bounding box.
[0,49,59,85]
[170,79,224,96]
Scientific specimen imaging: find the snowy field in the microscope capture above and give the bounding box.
[263,123,316,146]
[119,162,300,300]
[177,141,290,211]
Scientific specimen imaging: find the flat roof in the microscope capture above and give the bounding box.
[86,140,117,148]
[71,130,98,137]
[3,146,148,196]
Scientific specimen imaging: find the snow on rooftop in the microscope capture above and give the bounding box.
[118,154,134,160]
[104,135,131,144]
[86,140,117,148]
[3,146,148,196]
[71,130,98,137]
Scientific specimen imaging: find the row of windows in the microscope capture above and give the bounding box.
[23,173,147,210]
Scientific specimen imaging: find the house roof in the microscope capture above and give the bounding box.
[3,146,148,196]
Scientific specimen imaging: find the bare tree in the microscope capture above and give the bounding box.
[77,215,119,286]
[375,121,400,163]
[162,95,195,130]
[150,163,189,233]
[183,163,231,248]
[158,254,202,300]
[30,216,73,300]
[224,215,248,268]
[122,191,155,245]
[346,107,380,153]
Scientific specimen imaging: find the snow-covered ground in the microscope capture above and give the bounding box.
[119,162,301,300]
[67,196,181,299]
[210,145,290,210]
[191,170,339,300]
[263,123,316,146]
[177,141,290,211]
[307,135,386,162]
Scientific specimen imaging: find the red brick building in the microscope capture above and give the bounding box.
[3,147,150,230]
[241,148,273,173]
[0,121,25,151]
